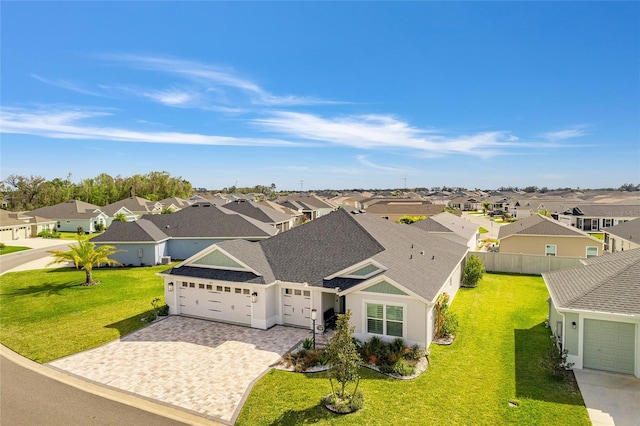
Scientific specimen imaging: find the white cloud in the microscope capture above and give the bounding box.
[142,88,196,106]
[356,155,405,173]
[99,54,342,107]
[254,111,525,157]
[31,74,103,97]
[541,127,588,140]
[0,107,298,147]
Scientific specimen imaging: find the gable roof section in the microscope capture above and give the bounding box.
[92,219,169,243]
[143,202,278,238]
[603,218,640,243]
[102,197,161,214]
[543,248,640,316]
[568,204,640,218]
[29,200,104,220]
[220,200,294,224]
[498,214,595,240]
[411,212,478,240]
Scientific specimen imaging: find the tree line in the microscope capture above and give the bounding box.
[1,171,193,211]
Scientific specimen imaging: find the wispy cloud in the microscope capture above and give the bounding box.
[356,155,405,173]
[31,74,103,97]
[541,127,589,140]
[0,107,298,147]
[254,111,528,157]
[99,54,343,107]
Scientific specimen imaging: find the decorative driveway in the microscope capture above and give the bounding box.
[49,316,311,424]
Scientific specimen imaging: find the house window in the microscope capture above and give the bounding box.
[545,245,557,257]
[586,246,598,258]
[366,302,404,338]
[602,219,613,228]
[294,289,302,296]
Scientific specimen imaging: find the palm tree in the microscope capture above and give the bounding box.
[48,236,122,286]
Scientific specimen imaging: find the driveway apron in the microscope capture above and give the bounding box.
[49,316,311,424]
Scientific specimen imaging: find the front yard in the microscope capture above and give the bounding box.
[237,274,590,425]
[0,265,167,363]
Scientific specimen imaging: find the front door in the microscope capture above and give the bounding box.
[283,288,311,327]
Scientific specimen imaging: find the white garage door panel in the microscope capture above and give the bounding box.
[179,284,251,326]
[583,319,635,375]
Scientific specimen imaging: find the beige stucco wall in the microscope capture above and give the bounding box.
[500,235,603,258]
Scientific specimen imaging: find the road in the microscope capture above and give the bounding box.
[461,212,504,239]
[0,351,188,426]
[0,243,69,274]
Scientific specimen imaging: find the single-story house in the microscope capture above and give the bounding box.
[498,214,604,258]
[158,208,468,348]
[604,218,640,253]
[0,210,57,242]
[543,249,640,377]
[220,199,299,232]
[410,212,480,250]
[158,197,192,212]
[276,194,337,222]
[28,200,108,233]
[556,204,640,232]
[92,201,278,265]
[99,205,139,225]
[102,196,163,219]
[364,201,446,222]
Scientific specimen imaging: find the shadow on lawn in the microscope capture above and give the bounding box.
[514,322,583,405]
[105,312,150,337]
[268,403,333,425]
[1,281,82,297]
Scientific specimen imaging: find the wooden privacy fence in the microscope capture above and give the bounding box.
[470,252,583,275]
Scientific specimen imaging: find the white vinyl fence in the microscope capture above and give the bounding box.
[470,252,583,275]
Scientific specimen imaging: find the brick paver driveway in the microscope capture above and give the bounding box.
[49,316,311,424]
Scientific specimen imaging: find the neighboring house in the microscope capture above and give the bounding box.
[92,202,278,265]
[276,194,337,221]
[604,218,640,253]
[158,197,192,212]
[543,249,640,377]
[556,204,640,232]
[28,200,108,233]
[257,200,304,228]
[498,214,604,258]
[447,197,481,212]
[158,208,468,348]
[410,212,480,250]
[364,201,445,222]
[220,199,298,232]
[0,210,57,242]
[99,205,138,226]
[102,196,163,219]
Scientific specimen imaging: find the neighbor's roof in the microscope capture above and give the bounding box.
[220,199,295,224]
[28,200,105,220]
[604,218,640,243]
[543,248,640,316]
[498,214,595,240]
[102,197,161,214]
[566,204,640,218]
[411,212,478,241]
[92,219,170,243]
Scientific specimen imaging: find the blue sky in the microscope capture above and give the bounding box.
[1,2,638,191]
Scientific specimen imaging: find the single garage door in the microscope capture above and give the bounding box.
[583,319,635,375]
[179,281,251,326]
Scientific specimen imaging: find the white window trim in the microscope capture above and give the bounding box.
[545,244,557,257]
[586,246,598,258]
[363,299,407,339]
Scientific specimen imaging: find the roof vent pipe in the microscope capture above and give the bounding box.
[432,255,435,260]
[420,251,424,255]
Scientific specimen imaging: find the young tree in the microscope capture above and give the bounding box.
[48,236,122,286]
[113,212,128,222]
[324,310,363,401]
[462,254,485,288]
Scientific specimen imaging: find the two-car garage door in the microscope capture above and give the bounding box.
[583,319,635,375]
[179,281,251,326]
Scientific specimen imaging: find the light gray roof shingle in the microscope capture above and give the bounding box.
[543,248,640,315]
[92,219,169,243]
[603,218,640,243]
[498,214,590,239]
[220,200,294,224]
[29,200,104,220]
[411,212,478,240]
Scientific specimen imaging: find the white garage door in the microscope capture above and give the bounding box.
[583,319,635,375]
[283,288,311,327]
[179,281,251,326]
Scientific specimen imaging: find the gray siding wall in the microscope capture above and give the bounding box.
[167,239,221,260]
[101,242,168,266]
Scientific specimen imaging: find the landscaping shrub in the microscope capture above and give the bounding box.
[541,336,575,380]
[157,304,169,316]
[462,254,485,287]
[392,359,416,376]
[322,391,364,414]
[302,337,313,350]
[38,229,60,239]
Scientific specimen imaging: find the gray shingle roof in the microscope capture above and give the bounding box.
[411,212,478,240]
[168,208,468,302]
[220,200,294,225]
[571,204,640,218]
[543,248,640,315]
[92,219,169,243]
[498,214,590,239]
[29,200,104,220]
[102,197,160,214]
[603,218,640,243]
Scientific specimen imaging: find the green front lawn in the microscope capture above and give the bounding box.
[0,245,31,255]
[0,265,167,363]
[237,274,589,425]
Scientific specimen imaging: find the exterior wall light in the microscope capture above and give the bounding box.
[168,282,174,292]
[571,321,577,329]
[251,292,258,303]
